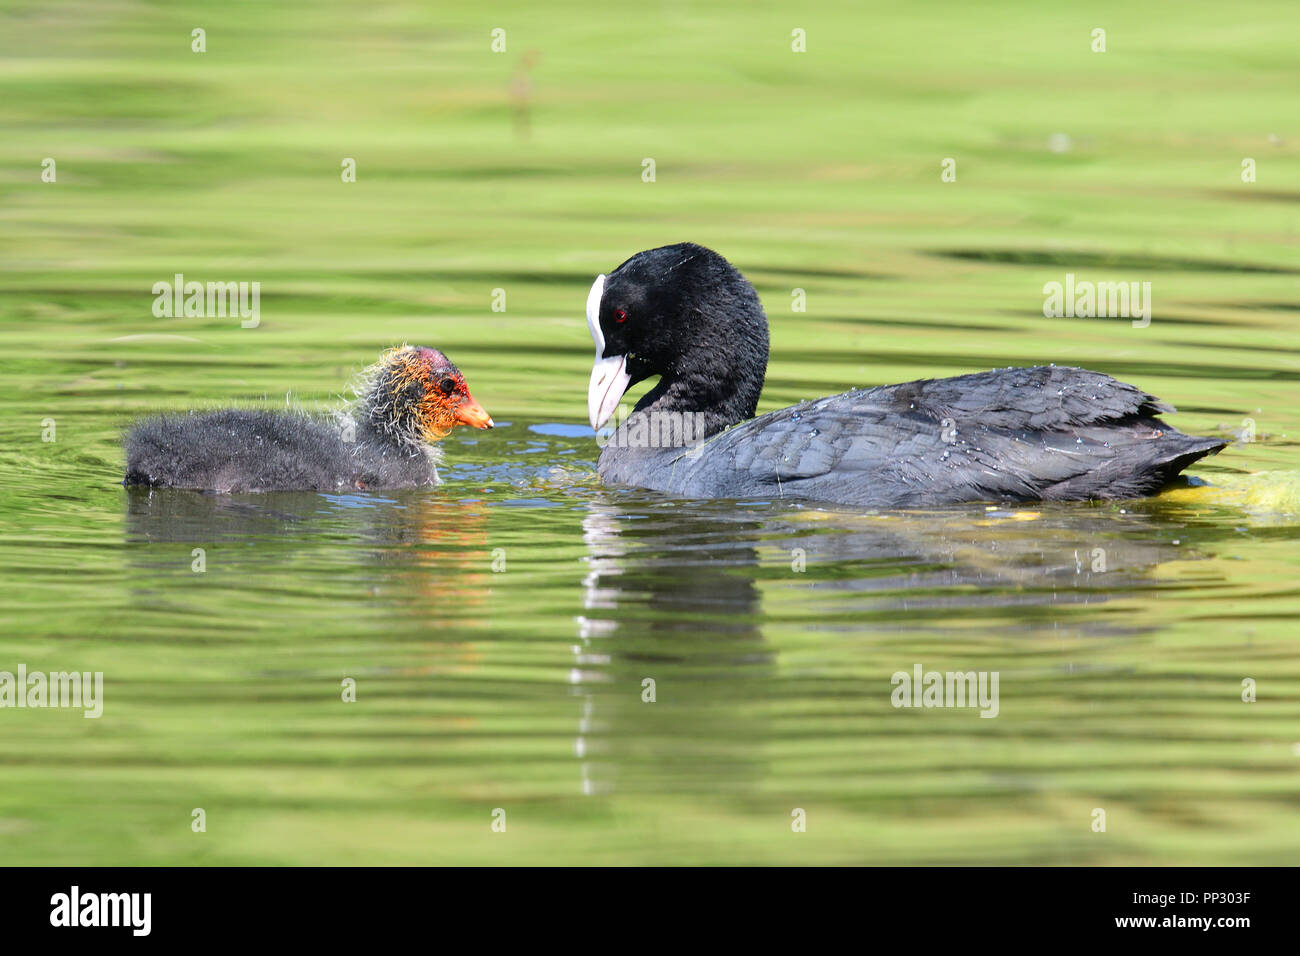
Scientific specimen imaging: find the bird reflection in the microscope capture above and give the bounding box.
[571,494,1227,797]
[123,487,493,613]
[573,499,773,796]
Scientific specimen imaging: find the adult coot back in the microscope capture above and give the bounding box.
[584,243,1226,507]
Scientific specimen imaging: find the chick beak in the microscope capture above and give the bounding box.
[454,392,494,429]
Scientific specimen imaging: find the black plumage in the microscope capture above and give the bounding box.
[124,408,440,493]
[123,346,492,493]
[588,244,1227,506]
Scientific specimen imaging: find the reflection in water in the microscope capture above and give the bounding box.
[123,486,495,620]
[759,506,1208,634]
[575,501,771,796]
[572,494,1227,799]
[115,461,1256,863]
[6,408,1271,865]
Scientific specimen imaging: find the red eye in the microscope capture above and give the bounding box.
[614,309,627,323]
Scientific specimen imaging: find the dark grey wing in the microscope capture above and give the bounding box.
[670,367,1222,506]
[877,365,1173,429]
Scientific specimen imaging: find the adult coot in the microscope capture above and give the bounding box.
[124,345,492,492]
[585,243,1226,507]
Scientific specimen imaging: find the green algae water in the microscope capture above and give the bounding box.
[1,0,1298,864]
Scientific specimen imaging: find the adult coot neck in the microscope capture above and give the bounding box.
[616,334,769,450]
[646,361,765,428]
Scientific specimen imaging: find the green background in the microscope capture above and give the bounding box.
[0,1,1297,864]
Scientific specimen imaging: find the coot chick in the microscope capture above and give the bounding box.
[584,243,1227,507]
[124,346,493,492]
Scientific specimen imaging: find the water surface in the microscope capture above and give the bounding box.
[1,0,1298,864]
